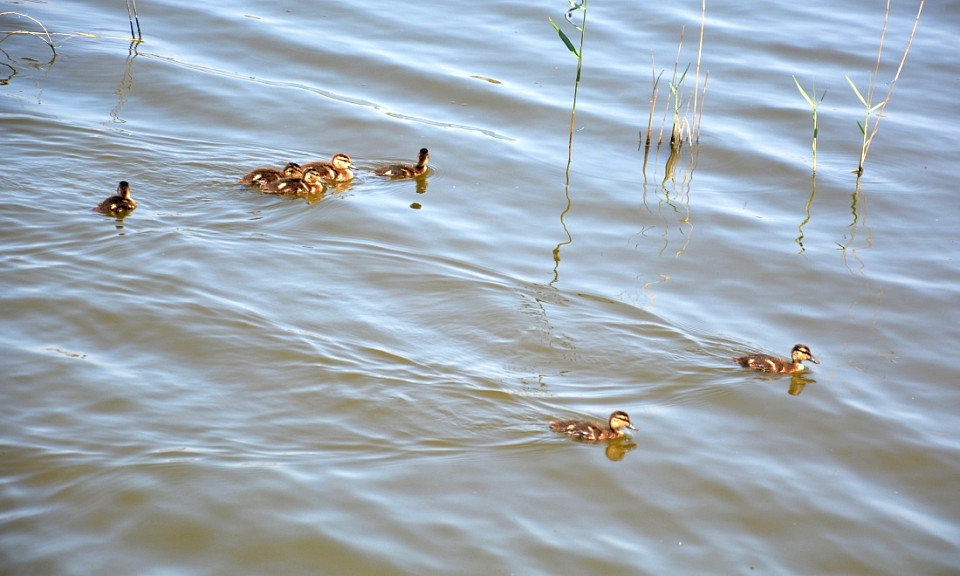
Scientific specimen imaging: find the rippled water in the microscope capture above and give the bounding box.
[2,0,958,573]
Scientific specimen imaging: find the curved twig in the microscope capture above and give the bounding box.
[0,12,57,57]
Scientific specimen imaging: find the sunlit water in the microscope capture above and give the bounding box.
[2,0,958,573]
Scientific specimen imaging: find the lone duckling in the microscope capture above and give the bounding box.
[239,162,302,186]
[95,181,137,216]
[733,343,820,374]
[301,153,354,182]
[550,410,637,441]
[260,167,325,195]
[374,148,429,178]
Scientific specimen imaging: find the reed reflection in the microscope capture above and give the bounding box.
[840,182,873,275]
[110,41,140,124]
[628,142,699,309]
[795,174,817,253]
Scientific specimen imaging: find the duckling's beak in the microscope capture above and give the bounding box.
[626,423,638,431]
[809,356,820,364]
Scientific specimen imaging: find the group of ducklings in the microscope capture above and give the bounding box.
[552,344,820,442]
[92,148,431,216]
[239,148,430,195]
[92,160,820,447]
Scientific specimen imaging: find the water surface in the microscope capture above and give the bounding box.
[2,0,958,573]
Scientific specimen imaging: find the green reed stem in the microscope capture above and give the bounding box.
[549,0,588,161]
[793,76,826,174]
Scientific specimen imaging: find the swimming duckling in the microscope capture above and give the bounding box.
[260,167,325,195]
[550,410,637,441]
[733,343,820,374]
[239,162,302,186]
[95,181,137,216]
[301,153,354,182]
[374,148,429,178]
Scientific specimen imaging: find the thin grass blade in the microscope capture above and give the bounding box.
[549,17,579,57]
[793,76,814,106]
[845,75,869,106]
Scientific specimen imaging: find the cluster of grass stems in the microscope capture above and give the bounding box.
[844,0,923,177]
[644,0,708,154]
[794,0,923,177]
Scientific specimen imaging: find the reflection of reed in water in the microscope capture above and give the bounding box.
[629,143,698,309]
[840,182,872,274]
[795,175,817,253]
[111,41,140,124]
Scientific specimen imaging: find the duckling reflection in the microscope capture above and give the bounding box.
[239,162,302,186]
[788,372,816,396]
[301,153,354,182]
[550,410,637,442]
[733,343,819,374]
[94,181,137,216]
[740,370,817,396]
[604,437,637,461]
[260,167,325,195]
[374,148,429,178]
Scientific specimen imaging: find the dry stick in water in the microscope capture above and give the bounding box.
[125,0,143,41]
[0,12,57,56]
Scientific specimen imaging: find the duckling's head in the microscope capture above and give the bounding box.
[609,410,638,432]
[417,148,429,167]
[331,153,353,170]
[117,181,131,198]
[791,344,819,364]
[283,162,303,177]
[301,167,322,184]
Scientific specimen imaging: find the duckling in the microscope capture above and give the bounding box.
[301,153,354,182]
[733,343,820,374]
[95,181,137,215]
[374,147,429,178]
[550,410,637,441]
[260,167,325,195]
[239,162,302,186]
